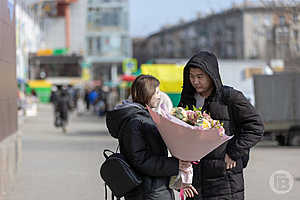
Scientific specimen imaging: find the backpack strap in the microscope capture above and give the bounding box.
[115,144,120,153]
[111,193,120,200]
[222,86,233,106]
[105,183,108,200]
[222,86,237,134]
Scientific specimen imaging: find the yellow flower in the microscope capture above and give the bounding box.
[170,108,176,115]
[201,119,211,129]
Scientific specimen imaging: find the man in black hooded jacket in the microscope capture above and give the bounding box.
[178,51,264,200]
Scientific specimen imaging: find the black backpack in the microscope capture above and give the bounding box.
[100,149,142,200]
[222,86,250,168]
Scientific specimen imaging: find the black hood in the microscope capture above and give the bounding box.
[106,100,149,139]
[182,51,223,97]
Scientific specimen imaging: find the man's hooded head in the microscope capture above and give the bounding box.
[182,51,223,97]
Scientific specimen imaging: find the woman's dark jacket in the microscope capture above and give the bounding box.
[178,51,264,200]
[106,101,179,200]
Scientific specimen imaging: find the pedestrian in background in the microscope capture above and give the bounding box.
[50,86,58,105]
[76,88,86,116]
[84,88,91,111]
[55,87,72,133]
[106,87,119,111]
[88,88,99,112]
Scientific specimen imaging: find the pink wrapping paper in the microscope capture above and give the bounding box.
[148,106,233,161]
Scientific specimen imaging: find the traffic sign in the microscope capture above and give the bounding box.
[122,58,137,74]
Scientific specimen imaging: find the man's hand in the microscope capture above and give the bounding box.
[179,160,192,173]
[225,153,236,169]
[183,184,198,198]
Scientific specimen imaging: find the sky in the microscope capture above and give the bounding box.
[129,0,247,37]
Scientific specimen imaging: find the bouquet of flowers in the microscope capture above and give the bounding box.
[148,105,232,161]
[170,106,224,135]
[147,105,233,192]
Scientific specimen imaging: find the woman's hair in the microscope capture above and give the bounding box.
[131,74,160,106]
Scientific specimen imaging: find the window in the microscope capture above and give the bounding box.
[264,15,271,26]
[279,16,285,26]
[111,8,120,26]
[96,37,101,53]
[121,36,129,56]
[87,12,93,25]
[110,36,121,49]
[227,44,233,57]
[187,28,196,38]
[275,27,289,43]
[166,40,174,54]
[293,14,298,24]
[225,27,234,42]
[250,46,259,58]
[104,36,110,45]
[86,35,125,57]
[97,8,121,26]
[87,37,93,55]
[253,15,259,24]
[294,30,298,40]
[198,36,206,47]
[87,7,122,28]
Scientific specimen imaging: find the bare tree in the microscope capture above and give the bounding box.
[258,0,300,71]
[258,0,300,24]
[258,0,300,67]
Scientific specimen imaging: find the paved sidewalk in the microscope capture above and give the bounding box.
[7,104,116,200]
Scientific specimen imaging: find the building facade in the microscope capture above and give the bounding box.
[0,0,21,198]
[28,0,131,85]
[28,0,83,85]
[135,4,300,64]
[86,0,131,82]
[16,0,43,84]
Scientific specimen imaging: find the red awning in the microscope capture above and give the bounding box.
[121,74,136,82]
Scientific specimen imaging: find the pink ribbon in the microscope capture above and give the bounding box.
[180,188,185,200]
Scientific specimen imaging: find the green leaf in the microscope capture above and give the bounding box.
[178,113,184,119]
[184,106,189,111]
[192,105,197,111]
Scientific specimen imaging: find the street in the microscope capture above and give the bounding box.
[5,104,300,200]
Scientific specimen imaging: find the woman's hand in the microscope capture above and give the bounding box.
[225,154,236,169]
[179,160,192,173]
[183,184,198,198]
